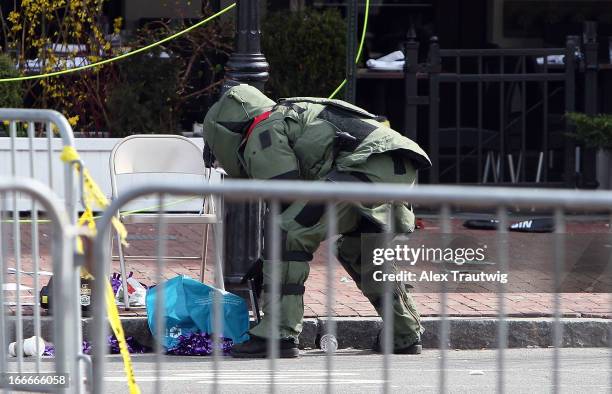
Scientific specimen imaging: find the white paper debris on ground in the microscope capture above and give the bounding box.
[2,283,33,291]
[7,268,53,276]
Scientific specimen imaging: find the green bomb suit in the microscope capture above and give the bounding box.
[203,85,431,352]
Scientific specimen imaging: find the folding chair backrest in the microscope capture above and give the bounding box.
[111,134,205,175]
[110,134,207,200]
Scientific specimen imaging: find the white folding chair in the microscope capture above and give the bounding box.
[109,134,220,309]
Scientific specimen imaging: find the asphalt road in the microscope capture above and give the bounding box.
[96,348,612,393]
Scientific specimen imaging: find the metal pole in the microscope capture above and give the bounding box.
[345,0,358,103]
[403,29,419,141]
[225,0,269,91]
[582,21,599,187]
[564,36,577,187]
[428,36,441,184]
[583,21,599,115]
[221,0,269,288]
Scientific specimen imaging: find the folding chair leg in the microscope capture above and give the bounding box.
[116,230,130,311]
[199,223,210,283]
[211,195,225,291]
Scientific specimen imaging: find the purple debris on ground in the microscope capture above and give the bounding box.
[82,340,92,355]
[43,335,150,357]
[43,323,228,358]
[166,332,233,356]
[108,335,148,354]
[110,273,122,295]
[43,344,55,356]
[110,271,148,295]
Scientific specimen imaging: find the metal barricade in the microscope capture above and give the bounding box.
[0,108,78,221]
[0,177,83,393]
[90,180,612,393]
[0,110,83,393]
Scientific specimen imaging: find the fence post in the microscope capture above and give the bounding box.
[222,0,269,288]
[582,21,599,187]
[428,36,441,184]
[583,21,599,115]
[564,35,577,187]
[403,30,419,141]
[345,0,358,103]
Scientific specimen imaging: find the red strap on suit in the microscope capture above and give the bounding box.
[245,111,272,140]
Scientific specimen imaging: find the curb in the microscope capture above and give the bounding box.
[5,316,609,350]
[308,317,611,349]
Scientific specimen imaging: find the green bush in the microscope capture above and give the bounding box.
[566,112,612,150]
[0,55,23,108]
[262,8,346,99]
[104,10,232,137]
[105,51,181,137]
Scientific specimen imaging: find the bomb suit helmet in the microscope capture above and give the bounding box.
[203,84,276,177]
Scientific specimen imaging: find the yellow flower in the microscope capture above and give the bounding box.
[113,17,123,34]
[7,11,20,23]
[68,115,79,127]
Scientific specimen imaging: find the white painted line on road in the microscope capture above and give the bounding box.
[105,371,385,385]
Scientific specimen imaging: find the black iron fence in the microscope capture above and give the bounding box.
[401,24,601,187]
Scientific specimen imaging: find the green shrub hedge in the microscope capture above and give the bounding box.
[262,8,346,99]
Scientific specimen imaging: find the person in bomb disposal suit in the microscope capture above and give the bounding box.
[203,84,431,358]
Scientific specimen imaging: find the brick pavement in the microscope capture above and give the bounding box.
[2,217,611,318]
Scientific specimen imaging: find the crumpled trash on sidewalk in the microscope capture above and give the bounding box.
[111,272,148,307]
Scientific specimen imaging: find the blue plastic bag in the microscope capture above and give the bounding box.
[146,275,249,349]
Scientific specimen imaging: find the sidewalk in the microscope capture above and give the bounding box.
[4,217,611,319]
[114,217,611,319]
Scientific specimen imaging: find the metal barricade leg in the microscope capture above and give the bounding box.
[0,192,8,387]
[496,206,509,394]
[0,178,76,393]
[438,204,451,393]
[552,208,566,393]
[325,202,337,393]
[382,206,395,393]
[154,194,167,394]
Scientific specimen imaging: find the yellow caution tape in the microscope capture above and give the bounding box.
[105,280,141,394]
[60,146,128,252]
[60,146,139,394]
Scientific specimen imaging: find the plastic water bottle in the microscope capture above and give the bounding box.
[319,334,338,353]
